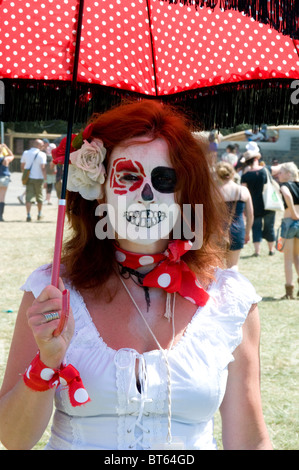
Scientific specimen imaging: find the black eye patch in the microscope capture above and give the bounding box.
[151,166,177,193]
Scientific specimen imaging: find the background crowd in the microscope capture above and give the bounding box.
[215,140,299,300]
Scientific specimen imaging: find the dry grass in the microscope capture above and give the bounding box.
[0,192,298,450]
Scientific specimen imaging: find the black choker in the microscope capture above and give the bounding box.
[117,264,151,311]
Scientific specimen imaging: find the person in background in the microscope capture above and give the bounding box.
[44,142,57,205]
[241,144,276,257]
[216,161,254,269]
[0,143,14,222]
[276,162,299,299]
[52,137,64,201]
[234,144,241,158]
[17,190,26,205]
[271,159,280,182]
[20,139,47,222]
[244,129,253,141]
[244,127,264,142]
[54,164,63,200]
[221,144,238,167]
[260,124,269,142]
[249,127,264,142]
[208,130,219,168]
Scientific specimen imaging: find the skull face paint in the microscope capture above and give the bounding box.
[105,137,180,245]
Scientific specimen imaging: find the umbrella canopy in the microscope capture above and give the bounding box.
[0,0,298,127]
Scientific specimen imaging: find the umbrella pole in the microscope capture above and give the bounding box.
[145,0,158,96]
[51,0,85,335]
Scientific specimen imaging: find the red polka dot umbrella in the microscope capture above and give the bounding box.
[0,0,298,127]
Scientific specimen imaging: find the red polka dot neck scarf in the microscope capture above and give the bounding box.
[114,239,209,307]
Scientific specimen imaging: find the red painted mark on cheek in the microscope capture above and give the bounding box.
[110,157,128,195]
[110,157,146,195]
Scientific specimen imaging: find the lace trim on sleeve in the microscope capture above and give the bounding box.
[20,264,52,298]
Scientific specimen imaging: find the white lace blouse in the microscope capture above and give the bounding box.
[21,265,261,450]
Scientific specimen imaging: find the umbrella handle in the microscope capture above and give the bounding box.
[51,199,69,336]
[51,200,66,287]
[53,288,70,337]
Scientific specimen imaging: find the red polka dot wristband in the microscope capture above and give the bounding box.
[114,239,209,307]
[23,352,90,407]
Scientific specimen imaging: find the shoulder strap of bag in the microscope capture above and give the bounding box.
[264,166,271,182]
[264,166,281,190]
[28,151,40,171]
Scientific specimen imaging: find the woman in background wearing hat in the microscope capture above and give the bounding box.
[241,143,279,257]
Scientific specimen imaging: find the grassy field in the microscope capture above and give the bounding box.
[0,202,298,450]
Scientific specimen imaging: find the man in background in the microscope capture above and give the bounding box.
[20,139,47,222]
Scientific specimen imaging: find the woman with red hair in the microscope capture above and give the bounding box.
[0,100,272,450]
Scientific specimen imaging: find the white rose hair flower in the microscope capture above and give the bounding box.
[67,138,107,201]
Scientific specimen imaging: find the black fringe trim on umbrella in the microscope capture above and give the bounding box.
[0,79,130,124]
[0,78,298,129]
[162,0,299,38]
[163,79,299,129]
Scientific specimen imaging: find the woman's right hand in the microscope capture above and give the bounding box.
[26,279,74,369]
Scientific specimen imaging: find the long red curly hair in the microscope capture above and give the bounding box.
[61,100,227,292]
